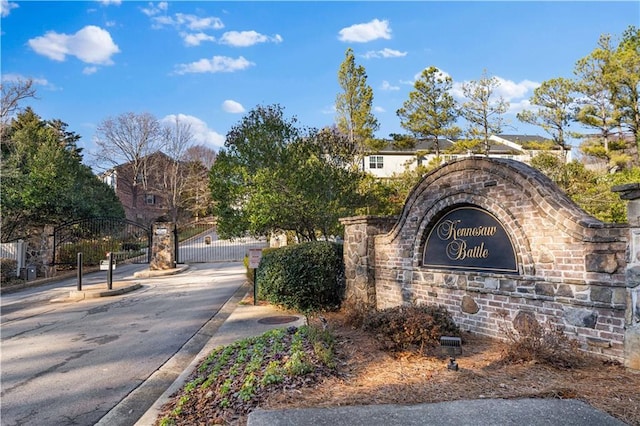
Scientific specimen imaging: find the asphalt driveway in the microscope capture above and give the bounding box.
[1,262,246,426]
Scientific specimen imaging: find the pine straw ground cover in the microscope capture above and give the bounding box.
[156,309,640,426]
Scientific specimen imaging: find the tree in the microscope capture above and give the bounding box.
[159,116,194,223]
[182,145,217,220]
[210,104,364,240]
[610,26,640,159]
[0,77,36,138]
[210,105,301,238]
[531,152,638,223]
[314,125,361,169]
[517,78,576,159]
[574,34,618,154]
[336,48,380,163]
[1,108,123,241]
[93,112,164,210]
[396,66,460,157]
[460,70,509,156]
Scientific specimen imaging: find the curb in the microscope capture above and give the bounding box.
[133,264,190,278]
[49,282,144,302]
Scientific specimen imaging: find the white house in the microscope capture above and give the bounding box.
[362,134,570,178]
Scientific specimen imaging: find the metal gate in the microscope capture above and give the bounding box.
[175,222,268,263]
[53,217,151,268]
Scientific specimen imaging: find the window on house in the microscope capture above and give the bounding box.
[369,156,384,169]
[144,194,156,205]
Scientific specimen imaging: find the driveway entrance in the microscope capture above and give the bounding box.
[175,222,268,263]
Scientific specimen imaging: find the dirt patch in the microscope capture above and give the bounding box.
[260,312,640,426]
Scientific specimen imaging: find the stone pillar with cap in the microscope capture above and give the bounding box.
[612,183,640,370]
[150,222,176,270]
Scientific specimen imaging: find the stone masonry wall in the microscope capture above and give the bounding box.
[343,158,630,363]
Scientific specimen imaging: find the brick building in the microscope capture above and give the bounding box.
[101,151,174,225]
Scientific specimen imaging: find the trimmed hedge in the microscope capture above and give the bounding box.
[256,241,344,313]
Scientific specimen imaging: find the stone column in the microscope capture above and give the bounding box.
[40,225,55,278]
[339,215,397,310]
[150,222,176,270]
[613,183,640,370]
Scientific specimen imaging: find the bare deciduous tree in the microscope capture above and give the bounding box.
[93,112,163,212]
[1,77,37,137]
[160,116,195,222]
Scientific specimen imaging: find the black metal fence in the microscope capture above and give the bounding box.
[175,222,268,263]
[53,217,151,268]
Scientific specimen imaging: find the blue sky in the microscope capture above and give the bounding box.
[2,1,638,161]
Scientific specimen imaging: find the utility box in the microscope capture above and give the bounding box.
[20,265,36,281]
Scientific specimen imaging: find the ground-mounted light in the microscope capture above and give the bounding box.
[440,336,462,371]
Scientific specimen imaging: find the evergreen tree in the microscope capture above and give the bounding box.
[396,66,460,157]
[336,48,380,164]
[460,70,509,156]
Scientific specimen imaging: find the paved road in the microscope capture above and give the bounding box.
[1,262,246,426]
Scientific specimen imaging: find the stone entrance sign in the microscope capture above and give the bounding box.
[423,206,517,274]
[341,158,638,369]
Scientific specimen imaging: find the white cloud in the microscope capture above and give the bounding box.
[400,67,451,86]
[494,77,539,102]
[452,76,540,114]
[381,80,400,91]
[222,100,245,113]
[338,19,391,43]
[321,105,336,115]
[99,0,122,5]
[2,73,58,90]
[151,12,223,31]
[174,55,254,75]
[83,66,98,75]
[161,114,225,149]
[1,0,18,17]
[141,1,168,17]
[374,106,385,113]
[363,48,407,59]
[181,32,215,46]
[219,30,283,47]
[452,77,538,102]
[507,99,533,115]
[28,25,120,65]
[175,13,224,31]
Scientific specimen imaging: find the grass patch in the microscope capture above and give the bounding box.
[156,325,336,425]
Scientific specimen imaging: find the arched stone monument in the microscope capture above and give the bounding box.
[341,158,638,369]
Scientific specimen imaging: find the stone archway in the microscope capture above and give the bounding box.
[341,158,635,367]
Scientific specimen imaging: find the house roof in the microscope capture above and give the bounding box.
[374,134,554,155]
[493,134,551,145]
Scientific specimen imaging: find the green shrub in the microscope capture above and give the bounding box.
[0,258,18,283]
[256,241,344,313]
[362,304,461,352]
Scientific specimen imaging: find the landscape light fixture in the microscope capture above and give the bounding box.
[440,336,462,371]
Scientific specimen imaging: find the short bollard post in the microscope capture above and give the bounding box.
[77,252,83,291]
[107,252,113,290]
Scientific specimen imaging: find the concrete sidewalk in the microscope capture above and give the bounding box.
[247,399,625,425]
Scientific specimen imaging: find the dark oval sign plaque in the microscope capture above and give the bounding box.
[422,206,518,274]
